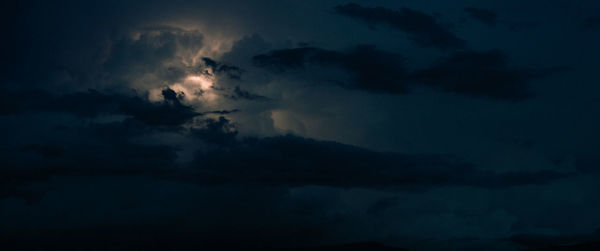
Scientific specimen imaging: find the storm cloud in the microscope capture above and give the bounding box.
[1,0,599,250]
[253,46,565,100]
[253,45,408,94]
[334,3,467,49]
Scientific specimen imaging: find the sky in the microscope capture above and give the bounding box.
[1,0,600,250]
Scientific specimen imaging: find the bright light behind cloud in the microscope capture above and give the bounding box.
[185,75,212,90]
[149,74,218,104]
[135,25,231,108]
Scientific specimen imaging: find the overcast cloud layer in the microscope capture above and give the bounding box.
[2,0,600,250]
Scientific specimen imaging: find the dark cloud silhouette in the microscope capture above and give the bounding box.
[0,115,571,204]
[202,57,244,79]
[200,109,241,115]
[464,7,497,26]
[226,86,271,101]
[0,88,200,126]
[1,138,570,206]
[0,86,197,202]
[334,3,467,49]
[10,120,179,169]
[254,45,407,94]
[188,126,569,189]
[191,116,239,146]
[255,47,567,100]
[0,118,181,204]
[120,91,199,126]
[161,88,183,102]
[410,50,568,100]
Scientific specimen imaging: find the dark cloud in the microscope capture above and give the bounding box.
[254,45,407,94]
[161,88,182,102]
[201,57,244,79]
[0,118,180,204]
[191,130,569,189]
[254,47,566,100]
[464,7,497,26]
[200,109,241,115]
[202,57,244,80]
[9,120,179,170]
[334,3,467,49]
[0,88,200,126]
[0,86,197,202]
[191,116,239,146]
[410,50,568,100]
[0,115,571,205]
[226,86,271,101]
[120,90,199,126]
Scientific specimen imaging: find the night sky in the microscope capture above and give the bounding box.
[2,0,600,250]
